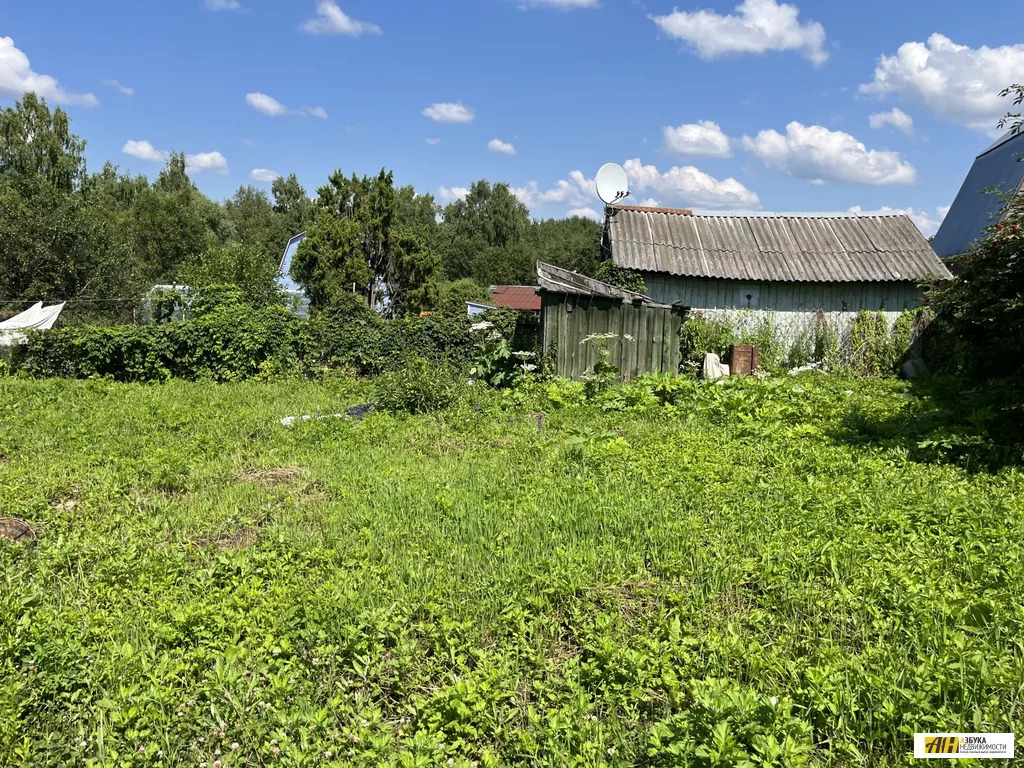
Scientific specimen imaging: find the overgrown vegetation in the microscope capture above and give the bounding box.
[1,373,1021,766]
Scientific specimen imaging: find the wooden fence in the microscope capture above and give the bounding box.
[540,292,682,380]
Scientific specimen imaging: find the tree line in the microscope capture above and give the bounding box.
[0,93,603,323]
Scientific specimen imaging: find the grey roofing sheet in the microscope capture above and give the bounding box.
[536,261,668,306]
[607,208,952,282]
[931,129,1024,258]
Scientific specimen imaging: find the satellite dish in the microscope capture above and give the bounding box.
[596,163,630,205]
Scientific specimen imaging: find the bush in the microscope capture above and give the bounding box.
[679,313,736,368]
[11,306,481,383]
[376,356,466,414]
[595,261,646,294]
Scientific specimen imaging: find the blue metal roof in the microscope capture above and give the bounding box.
[932,130,1024,258]
[277,232,306,293]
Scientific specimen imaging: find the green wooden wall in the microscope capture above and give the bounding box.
[540,293,682,380]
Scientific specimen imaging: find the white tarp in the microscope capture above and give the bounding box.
[0,302,66,346]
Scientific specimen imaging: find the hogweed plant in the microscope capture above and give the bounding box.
[580,332,634,397]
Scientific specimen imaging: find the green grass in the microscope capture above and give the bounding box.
[0,375,1021,767]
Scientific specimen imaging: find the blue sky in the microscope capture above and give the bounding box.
[3,0,1024,234]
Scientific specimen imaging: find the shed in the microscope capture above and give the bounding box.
[604,205,952,343]
[932,129,1024,258]
[537,261,681,380]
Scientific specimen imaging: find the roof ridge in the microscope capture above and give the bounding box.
[610,204,694,216]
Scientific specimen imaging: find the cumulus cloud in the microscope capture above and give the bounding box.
[439,186,470,203]
[663,120,732,157]
[651,0,827,66]
[122,140,168,163]
[425,138,441,145]
[103,79,133,96]
[488,138,517,156]
[423,102,475,124]
[246,92,287,117]
[250,168,280,182]
[246,92,327,119]
[859,34,1024,133]
[123,141,228,175]
[741,122,916,185]
[623,158,761,209]
[847,204,949,237]
[302,1,381,36]
[203,0,242,9]
[0,37,98,107]
[186,151,229,175]
[514,163,758,213]
[568,207,601,220]
[868,107,914,136]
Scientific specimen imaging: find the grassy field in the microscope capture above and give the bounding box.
[0,375,1021,767]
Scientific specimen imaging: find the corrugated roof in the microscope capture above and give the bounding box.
[536,262,669,306]
[489,285,542,311]
[607,207,952,282]
[931,129,1024,258]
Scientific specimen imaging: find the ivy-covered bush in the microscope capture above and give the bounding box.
[10,306,484,383]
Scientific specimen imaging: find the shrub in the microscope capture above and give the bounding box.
[679,314,736,368]
[376,356,466,414]
[595,261,647,294]
[850,311,894,377]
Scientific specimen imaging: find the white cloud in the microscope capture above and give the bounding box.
[423,102,475,124]
[439,185,470,203]
[250,168,280,182]
[246,92,288,117]
[103,79,133,96]
[519,0,599,8]
[859,34,1024,133]
[203,0,242,9]
[651,0,827,66]
[513,162,758,214]
[568,207,601,220]
[186,151,229,175]
[425,137,441,145]
[663,120,732,157]
[847,204,949,237]
[302,1,381,36]
[122,140,168,163]
[623,158,761,209]
[741,122,917,185]
[488,138,517,156]
[246,92,327,120]
[0,37,98,107]
[868,107,914,136]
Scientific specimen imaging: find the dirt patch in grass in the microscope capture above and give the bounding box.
[236,466,304,486]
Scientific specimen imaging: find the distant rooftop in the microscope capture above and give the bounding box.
[489,285,541,311]
[931,129,1024,258]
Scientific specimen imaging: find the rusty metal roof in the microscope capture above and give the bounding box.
[489,285,542,311]
[536,262,669,306]
[607,207,952,282]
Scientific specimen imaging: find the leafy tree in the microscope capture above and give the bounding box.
[132,153,222,282]
[439,180,531,284]
[595,261,647,294]
[0,93,86,193]
[998,84,1023,135]
[433,278,492,317]
[293,168,439,316]
[180,242,282,309]
[224,185,288,260]
[272,173,315,235]
[395,185,440,239]
[527,216,602,276]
